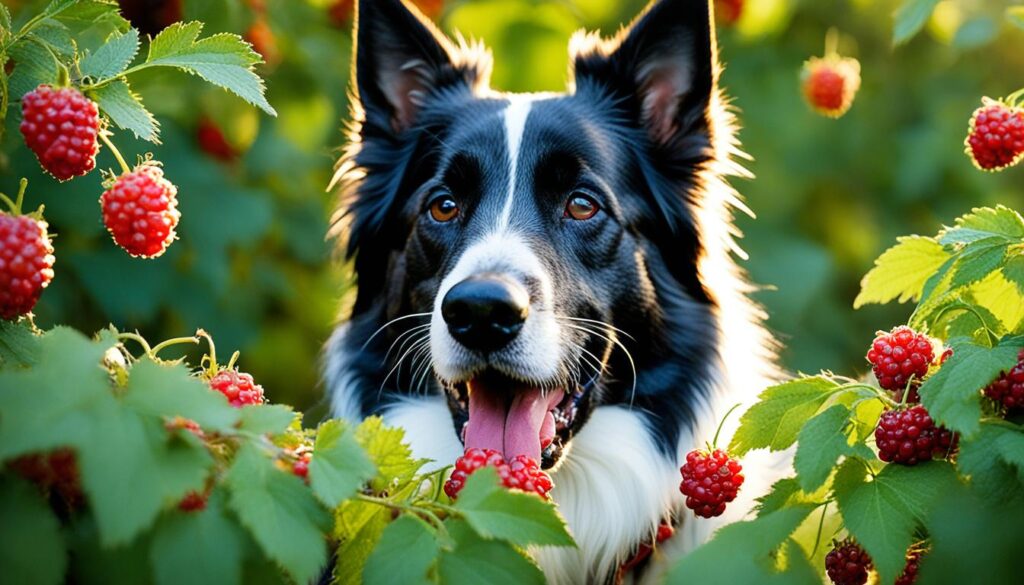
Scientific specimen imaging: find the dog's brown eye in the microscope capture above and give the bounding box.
[429,195,459,222]
[564,193,600,221]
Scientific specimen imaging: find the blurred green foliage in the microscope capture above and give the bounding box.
[1,0,1022,413]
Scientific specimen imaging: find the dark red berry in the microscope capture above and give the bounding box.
[965,99,1024,171]
[984,349,1024,411]
[196,117,237,162]
[444,448,552,500]
[292,452,311,480]
[679,448,745,518]
[866,326,938,393]
[100,165,180,258]
[875,405,937,465]
[0,213,55,319]
[20,85,101,181]
[178,490,208,512]
[802,55,861,118]
[8,448,83,506]
[208,369,264,407]
[825,539,872,585]
[896,549,924,585]
[932,426,959,459]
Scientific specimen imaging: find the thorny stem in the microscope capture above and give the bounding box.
[99,131,131,175]
[117,332,153,356]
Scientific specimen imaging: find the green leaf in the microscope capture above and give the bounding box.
[8,41,59,100]
[89,79,160,143]
[666,506,818,585]
[66,516,153,585]
[919,339,1021,437]
[0,320,41,368]
[80,29,140,80]
[957,422,1024,501]
[854,236,949,308]
[893,0,940,45]
[309,419,375,507]
[79,397,212,546]
[334,500,391,585]
[238,404,296,435]
[364,515,438,585]
[355,416,429,492]
[438,519,545,585]
[1009,6,1024,30]
[950,240,1007,289]
[0,4,10,34]
[938,205,1024,245]
[30,22,76,58]
[0,477,67,585]
[225,443,331,584]
[1003,254,1024,295]
[144,21,276,115]
[122,358,240,432]
[51,0,122,22]
[755,477,802,516]
[833,460,957,584]
[951,16,998,49]
[729,376,840,456]
[794,405,855,492]
[971,271,1024,334]
[454,467,575,547]
[150,492,245,585]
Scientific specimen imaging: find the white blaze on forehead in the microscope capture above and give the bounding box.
[495,94,536,233]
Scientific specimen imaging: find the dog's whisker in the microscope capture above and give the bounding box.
[562,323,638,407]
[360,312,432,351]
[382,323,432,364]
[554,315,636,342]
[378,335,430,399]
[408,344,436,396]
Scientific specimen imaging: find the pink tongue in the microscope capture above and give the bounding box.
[464,379,564,461]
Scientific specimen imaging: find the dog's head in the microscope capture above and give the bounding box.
[334,0,728,469]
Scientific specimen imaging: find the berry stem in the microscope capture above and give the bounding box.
[0,178,28,215]
[150,335,201,358]
[711,403,743,449]
[1006,87,1024,108]
[117,332,153,356]
[811,501,829,558]
[99,131,132,175]
[196,329,220,377]
[354,493,453,540]
[824,27,839,57]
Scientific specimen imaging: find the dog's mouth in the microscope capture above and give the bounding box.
[446,370,587,469]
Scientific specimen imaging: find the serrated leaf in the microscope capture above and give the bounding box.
[1003,254,1024,295]
[225,443,330,584]
[89,79,159,142]
[334,500,391,585]
[238,404,296,435]
[919,339,1021,436]
[972,270,1024,334]
[8,41,59,100]
[939,206,1024,245]
[755,477,802,517]
[144,22,276,115]
[355,416,429,492]
[957,422,1024,501]
[833,460,957,584]
[950,241,1007,289]
[30,22,76,58]
[150,492,245,585]
[794,405,855,492]
[454,468,574,547]
[364,515,438,585]
[80,29,140,80]
[893,0,940,45]
[309,419,375,507]
[438,519,545,585]
[855,236,949,308]
[53,0,129,30]
[0,4,11,33]
[0,320,41,368]
[0,477,67,585]
[934,300,1006,342]
[666,505,818,585]
[729,376,840,456]
[1009,7,1024,30]
[121,358,240,432]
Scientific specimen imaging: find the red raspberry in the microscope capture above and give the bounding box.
[292,452,311,480]
[0,213,55,320]
[932,426,959,459]
[866,326,937,393]
[679,448,744,518]
[208,369,265,407]
[895,549,923,585]
[875,405,937,465]
[196,117,237,162]
[984,350,1024,411]
[801,55,861,118]
[444,448,552,500]
[20,85,101,181]
[825,539,873,585]
[178,490,208,512]
[100,165,180,258]
[965,99,1024,171]
[8,448,83,506]
[165,416,204,438]
[715,0,743,25]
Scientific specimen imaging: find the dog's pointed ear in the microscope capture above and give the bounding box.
[571,0,716,146]
[354,0,488,134]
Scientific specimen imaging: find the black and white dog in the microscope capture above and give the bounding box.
[326,0,784,581]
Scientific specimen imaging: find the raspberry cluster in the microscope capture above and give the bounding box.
[20,85,101,181]
[866,326,938,396]
[965,99,1024,171]
[875,405,957,465]
[983,349,1024,411]
[8,448,83,506]
[209,369,265,407]
[443,448,552,500]
[825,539,872,585]
[801,55,861,118]
[0,213,55,320]
[679,448,745,518]
[895,550,923,585]
[100,165,181,258]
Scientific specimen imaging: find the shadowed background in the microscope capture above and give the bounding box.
[1,0,1022,415]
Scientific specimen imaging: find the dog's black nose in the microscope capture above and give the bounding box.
[442,273,529,352]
